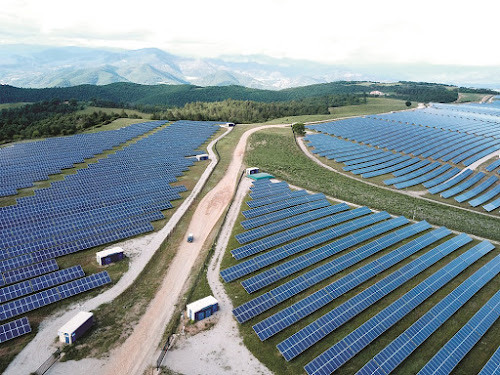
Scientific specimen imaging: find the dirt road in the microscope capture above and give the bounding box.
[101,124,286,375]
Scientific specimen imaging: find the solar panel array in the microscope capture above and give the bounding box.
[305,102,500,212]
[0,271,111,321]
[305,241,494,375]
[358,253,500,375]
[0,121,220,272]
[0,317,31,343]
[479,345,500,375]
[417,285,500,375]
[222,178,500,375]
[0,121,165,197]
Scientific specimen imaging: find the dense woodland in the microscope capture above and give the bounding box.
[0,99,129,143]
[151,95,362,123]
[0,81,496,143]
[0,81,487,107]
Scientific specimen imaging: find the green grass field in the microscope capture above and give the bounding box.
[220,180,500,375]
[244,128,500,242]
[262,98,416,124]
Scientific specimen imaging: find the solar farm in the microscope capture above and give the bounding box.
[305,99,500,214]
[220,178,500,374]
[0,120,221,355]
[2,96,500,375]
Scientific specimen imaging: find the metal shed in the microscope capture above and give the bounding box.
[186,296,218,321]
[196,154,209,161]
[58,311,93,344]
[96,247,124,266]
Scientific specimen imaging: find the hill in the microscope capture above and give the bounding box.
[0,81,483,107]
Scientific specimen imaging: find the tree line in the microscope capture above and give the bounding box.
[150,95,362,123]
[0,99,129,143]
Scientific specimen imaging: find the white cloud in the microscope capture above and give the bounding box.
[1,0,500,66]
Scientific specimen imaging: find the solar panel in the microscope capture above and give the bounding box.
[241,193,327,219]
[479,345,500,375]
[417,280,500,375]
[2,259,59,285]
[276,233,471,358]
[244,227,450,334]
[241,216,414,294]
[221,212,391,283]
[235,203,349,244]
[305,240,494,375]
[0,265,85,303]
[358,252,500,375]
[0,317,31,343]
[231,207,371,260]
[0,271,111,321]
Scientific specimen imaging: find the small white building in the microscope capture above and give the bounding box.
[96,247,124,266]
[370,90,385,96]
[186,296,218,321]
[246,167,260,175]
[196,154,209,161]
[58,311,94,344]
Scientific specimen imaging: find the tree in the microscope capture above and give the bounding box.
[405,100,412,107]
[292,122,306,136]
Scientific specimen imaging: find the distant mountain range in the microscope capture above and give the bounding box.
[0,45,499,90]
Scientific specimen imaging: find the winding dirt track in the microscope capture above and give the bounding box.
[101,124,286,375]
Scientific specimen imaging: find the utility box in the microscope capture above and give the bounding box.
[196,154,209,161]
[246,167,260,175]
[186,296,218,322]
[58,311,93,344]
[96,247,124,266]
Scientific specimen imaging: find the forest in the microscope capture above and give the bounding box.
[0,81,483,107]
[0,99,130,143]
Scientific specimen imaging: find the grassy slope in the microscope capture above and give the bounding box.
[245,128,500,241]
[262,98,416,124]
[216,127,500,375]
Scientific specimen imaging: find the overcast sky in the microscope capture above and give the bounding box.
[1,0,499,66]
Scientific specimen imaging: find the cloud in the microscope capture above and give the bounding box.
[1,0,500,66]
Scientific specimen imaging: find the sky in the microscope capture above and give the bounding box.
[1,0,500,66]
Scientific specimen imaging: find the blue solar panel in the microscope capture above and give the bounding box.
[246,227,451,336]
[440,172,486,199]
[0,316,31,343]
[235,203,349,244]
[241,193,327,219]
[479,345,500,375]
[358,251,500,375]
[305,240,494,375]
[221,212,391,283]
[277,233,472,361]
[1,259,59,284]
[0,271,111,321]
[231,207,371,260]
[428,169,473,194]
[241,216,414,294]
[418,280,500,375]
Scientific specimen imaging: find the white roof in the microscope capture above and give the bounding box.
[186,296,218,313]
[58,311,93,334]
[96,247,123,258]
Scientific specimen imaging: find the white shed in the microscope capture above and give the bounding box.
[196,154,209,161]
[246,167,260,175]
[96,247,124,266]
[58,311,94,344]
[186,296,218,321]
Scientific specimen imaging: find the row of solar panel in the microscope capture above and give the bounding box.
[0,121,165,197]
[0,121,219,270]
[0,316,31,343]
[305,240,494,375]
[235,203,349,244]
[222,211,391,283]
[358,253,500,375]
[250,227,454,341]
[0,271,111,321]
[309,114,500,167]
[279,233,476,361]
